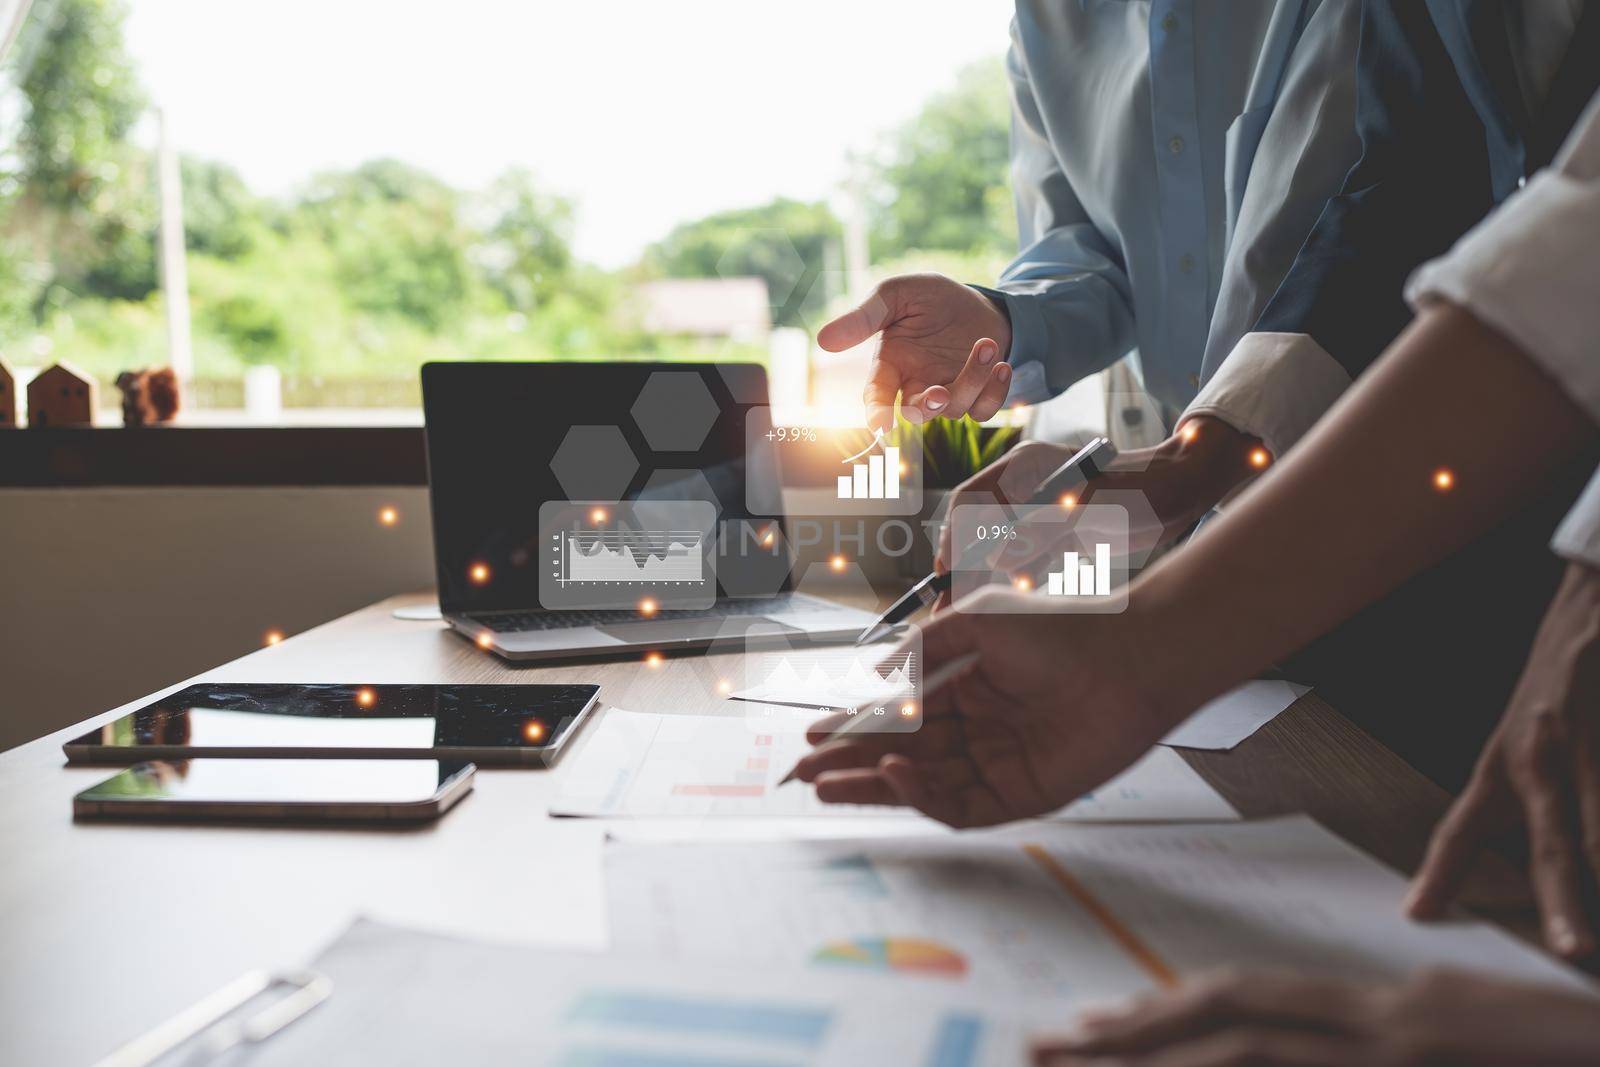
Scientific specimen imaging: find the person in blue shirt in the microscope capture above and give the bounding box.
[826,2,1582,551]
[822,0,1354,439]
[873,0,1589,785]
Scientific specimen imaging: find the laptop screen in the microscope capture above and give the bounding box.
[422,362,792,615]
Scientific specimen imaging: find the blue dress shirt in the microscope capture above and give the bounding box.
[988,0,1319,414]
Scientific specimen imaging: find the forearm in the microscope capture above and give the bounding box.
[984,257,1137,401]
[1134,303,1597,718]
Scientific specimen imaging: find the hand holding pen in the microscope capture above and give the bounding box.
[853,436,1117,645]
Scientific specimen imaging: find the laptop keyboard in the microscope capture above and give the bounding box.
[467,594,830,633]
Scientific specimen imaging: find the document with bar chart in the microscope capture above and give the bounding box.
[537,500,716,609]
[550,710,905,818]
[549,710,1234,820]
[949,502,1130,614]
[244,919,1040,1067]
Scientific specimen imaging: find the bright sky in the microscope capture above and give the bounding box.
[122,0,1013,268]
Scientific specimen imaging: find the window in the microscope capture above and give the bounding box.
[1,0,1018,430]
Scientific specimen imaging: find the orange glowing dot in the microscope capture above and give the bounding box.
[1433,468,1455,491]
[1058,492,1078,510]
[638,597,658,617]
[263,629,284,647]
[355,687,377,708]
[760,528,776,546]
[1249,447,1272,470]
[830,555,847,572]
[900,703,917,718]
[1180,423,1199,443]
[898,461,910,476]
[523,720,547,743]
[1013,576,1033,591]
[644,651,664,668]
[469,562,491,585]
[476,631,494,650]
[377,506,399,527]
[716,678,733,695]
[590,508,608,524]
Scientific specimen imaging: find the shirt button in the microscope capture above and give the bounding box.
[1517,175,1528,189]
[1169,135,1186,155]
[1178,253,1195,274]
[1161,12,1179,31]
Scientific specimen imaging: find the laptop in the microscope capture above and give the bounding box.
[421,361,879,661]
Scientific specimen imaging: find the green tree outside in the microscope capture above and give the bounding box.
[0,2,1014,399]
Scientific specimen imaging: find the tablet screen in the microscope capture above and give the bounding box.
[67,682,596,756]
[77,759,467,805]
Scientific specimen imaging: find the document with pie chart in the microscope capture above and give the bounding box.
[606,818,1590,1007]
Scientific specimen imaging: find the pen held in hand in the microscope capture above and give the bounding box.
[776,650,983,786]
[851,436,1117,645]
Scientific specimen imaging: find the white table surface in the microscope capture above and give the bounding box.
[0,593,779,1065]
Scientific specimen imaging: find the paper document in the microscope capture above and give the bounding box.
[551,709,1236,821]
[732,663,1306,752]
[606,816,1590,1005]
[132,919,1042,1066]
[1160,679,1309,751]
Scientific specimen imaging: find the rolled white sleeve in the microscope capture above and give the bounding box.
[1405,92,1600,563]
[1553,467,1600,570]
[1404,101,1600,421]
[1183,332,1352,457]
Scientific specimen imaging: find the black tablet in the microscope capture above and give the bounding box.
[63,683,599,767]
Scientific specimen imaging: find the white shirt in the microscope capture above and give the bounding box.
[1186,1,1586,460]
[1406,89,1600,569]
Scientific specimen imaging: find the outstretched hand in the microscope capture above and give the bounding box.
[818,273,1014,433]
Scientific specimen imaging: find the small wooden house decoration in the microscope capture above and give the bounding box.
[26,361,97,427]
[0,357,15,427]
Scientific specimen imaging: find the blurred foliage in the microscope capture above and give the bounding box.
[11,0,145,207]
[917,414,1022,488]
[3,0,155,330]
[643,198,842,330]
[826,415,1020,490]
[869,60,1016,259]
[0,2,1012,396]
[644,59,1015,331]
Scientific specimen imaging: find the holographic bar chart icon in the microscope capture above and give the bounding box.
[836,445,900,500]
[1046,543,1111,597]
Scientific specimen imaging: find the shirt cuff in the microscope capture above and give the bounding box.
[1405,169,1600,425]
[1552,467,1600,570]
[1182,332,1351,458]
[970,284,1055,405]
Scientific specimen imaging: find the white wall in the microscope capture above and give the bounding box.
[0,487,435,751]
